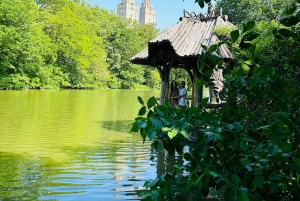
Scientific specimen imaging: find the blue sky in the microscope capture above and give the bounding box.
[85,0,214,30]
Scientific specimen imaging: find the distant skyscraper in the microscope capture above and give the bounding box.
[117,0,138,21]
[117,0,155,25]
[139,0,156,25]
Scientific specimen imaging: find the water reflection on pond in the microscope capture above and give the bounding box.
[0,89,220,201]
[0,90,162,201]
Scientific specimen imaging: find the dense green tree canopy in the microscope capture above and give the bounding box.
[0,0,160,89]
[215,0,290,24]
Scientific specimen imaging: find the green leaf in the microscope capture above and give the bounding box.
[201,97,209,105]
[218,59,224,67]
[183,153,192,161]
[150,118,162,129]
[208,44,218,52]
[224,186,238,201]
[201,44,208,50]
[155,107,165,117]
[280,16,300,27]
[242,32,260,41]
[147,96,156,109]
[210,171,219,178]
[253,174,263,189]
[138,106,146,116]
[231,174,240,185]
[240,139,248,151]
[168,129,178,139]
[244,59,253,65]
[131,122,139,132]
[194,177,203,189]
[137,119,147,128]
[231,29,240,43]
[198,0,205,8]
[210,55,220,61]
[161,127,171,132]
[165,97,170,106]
[245,21,255,31]
[268,183,279,195]
[278,28,294,37]
[240,42,253,50]
[241,63,250,72]
[161,117,171,125]
[148,129,157,140]
[151,189,163,200]
[268,145,279,156]
[285,2,297,15]
[137,96,144,105]
[238,192,249,201]
[180,130,190,140]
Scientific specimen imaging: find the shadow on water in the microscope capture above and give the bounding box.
[98,120,134,133]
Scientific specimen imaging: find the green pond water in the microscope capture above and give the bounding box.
[0,89,172,201]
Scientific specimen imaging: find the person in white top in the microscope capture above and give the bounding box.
[171,81,187,107]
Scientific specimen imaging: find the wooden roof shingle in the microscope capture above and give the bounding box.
[130,15,234,67]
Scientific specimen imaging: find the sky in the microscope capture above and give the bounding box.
[85,0,213,30]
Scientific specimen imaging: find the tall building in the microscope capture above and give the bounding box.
[117,0,138,21]
[117,0,155,25]
[139,0,156,25]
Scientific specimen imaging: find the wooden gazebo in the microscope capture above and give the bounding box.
[130,7,233,106]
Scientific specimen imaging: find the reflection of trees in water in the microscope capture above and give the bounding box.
[0,152,57,200]
[150,142,184,178]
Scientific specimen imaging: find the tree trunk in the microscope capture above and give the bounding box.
[191,64,203,107]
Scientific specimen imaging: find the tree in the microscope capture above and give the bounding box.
[215,0,290,24]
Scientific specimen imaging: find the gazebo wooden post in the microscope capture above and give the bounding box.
[191,64,203,107]
[157,55,171,105]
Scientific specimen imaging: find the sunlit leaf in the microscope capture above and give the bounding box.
[180,130,190,139]
[241,63,250,72]
[168,129,178,139]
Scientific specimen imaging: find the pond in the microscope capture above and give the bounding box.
[0,89,172,201]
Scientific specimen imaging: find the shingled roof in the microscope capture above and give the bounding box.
[130,15,234,67]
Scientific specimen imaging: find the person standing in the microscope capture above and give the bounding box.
[171,81,187,108]
[168,80,179,107]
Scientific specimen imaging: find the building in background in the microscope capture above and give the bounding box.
[117,0,155,24]
[117,0,138,21]
[139,0,156,24]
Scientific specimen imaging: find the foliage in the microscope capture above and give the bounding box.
[132,1,300,200]
[0,0,160,89]
[214,0,291,24]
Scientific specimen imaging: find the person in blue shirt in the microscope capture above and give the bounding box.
[171,81,187,108]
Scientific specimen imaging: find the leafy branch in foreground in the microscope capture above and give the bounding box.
[131,1,300,201]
